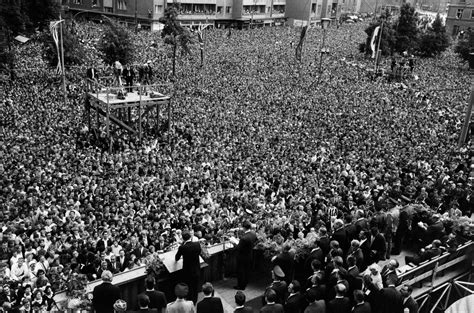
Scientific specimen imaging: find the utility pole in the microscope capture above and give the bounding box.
[374,20,383,74]
[135,0,138,33]
[458,89,474,147]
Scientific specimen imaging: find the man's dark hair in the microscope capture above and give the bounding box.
[347,255,356,267]
[265,289,277,303]
[235,291,246,306]
[353,289,364,303]
[290,280,301,293]
[145,278,155,290]
[202,282,213,296]
[182,231,191,241]
[311,259,322,271]
[138,294,150,308]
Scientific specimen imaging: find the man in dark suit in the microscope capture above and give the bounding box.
[327,283,351,313]
[318,227,331,257]
[369,227,386,264]
[400,284,418,313]
[234,291,253,313]
[378,277,403,313]
[139,278,167,313]
[272,244,295,285]
[331,219,349,255]
[352,290,371,313]
[380,259,399,288]
[197,282,224,313]
[304,241,325,278]
[235,221,257,290]
[347,240,365,272]
[132,294,158,313]
[117,249,129,272]
[355,210,369,234]
[405,239,443,266]
[133,242,148,260]
[261,289,284,313]
[284,280,306,313]
[175,230,202,304]
[92,271,121,313]
[343,214,357,242]
[123,64,135,92]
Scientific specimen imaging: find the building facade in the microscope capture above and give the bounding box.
[446,0,474,36]
[59,0,353,29]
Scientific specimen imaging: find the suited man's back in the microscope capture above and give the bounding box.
[197,296,224,313]
[304,300,326,313]
[175,241,201,276]
[234,307,253,313]
[353,302,371,313]
[328,297,351,313]
[379,287,403,313]
[92,282,121,313]
[141,290,167,311]
[237,231,257,260]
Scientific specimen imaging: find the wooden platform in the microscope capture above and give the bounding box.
[88,91,170,107]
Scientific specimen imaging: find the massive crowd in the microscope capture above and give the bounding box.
[0,20,473,312]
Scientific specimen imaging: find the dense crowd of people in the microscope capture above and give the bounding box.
[0,20,473,312]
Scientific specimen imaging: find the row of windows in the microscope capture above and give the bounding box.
[456,8,474,19]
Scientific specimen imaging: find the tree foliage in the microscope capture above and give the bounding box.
[395,3,419,53]
[41,25,86,68]
[158,4,194,76]
[25,0,60,31]
[418,14,450,57]
[99,17,134,65]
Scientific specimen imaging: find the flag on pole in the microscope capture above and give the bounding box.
[49,20,63,74]
[295,26,308,62]
[370,26,380,59]
[197,24,204,67]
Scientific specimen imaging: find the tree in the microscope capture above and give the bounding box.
[159,4,193,77]
[99,17,134,65]
[418,14,450,57]
[395,3,419,53]
[41,25,86,68]
[25,0,59,31]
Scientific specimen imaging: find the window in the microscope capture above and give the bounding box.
[74,0,82,4]
[217,6,223,14]
[457,9,463,18]
[104,7,113,12]
[226,6,231,14]
[154,5,163,14]
[92,0,98,6]
[472,9,474,18]
[117,0,127,10]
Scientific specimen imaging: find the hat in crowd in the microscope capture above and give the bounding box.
[273,265,285,278]
[113,299,127,312]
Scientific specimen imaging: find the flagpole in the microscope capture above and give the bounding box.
[374,20,383,74]
[59,13,67,107]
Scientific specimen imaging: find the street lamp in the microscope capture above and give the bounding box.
[318,18,331,77]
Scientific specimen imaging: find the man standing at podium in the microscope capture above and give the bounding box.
[234,221,257,290]
[175,231,201,304]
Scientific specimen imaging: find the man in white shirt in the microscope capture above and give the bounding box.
[10,257,29,282]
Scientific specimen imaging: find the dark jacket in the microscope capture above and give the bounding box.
[92,282,121,313]
[303,300,326,313]
[141,290,167,311]
[403,296,418,313]
[196,296,224,313]
[272,251,295,283]
[327,297,351,313]
[379,286,403,313]
[260,303,285,313]
[234,307,254,313]
[237,231,257,263]
[175,241,201,277]
[353,302,372,313]
[285,292,306,313]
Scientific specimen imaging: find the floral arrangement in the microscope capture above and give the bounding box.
[65,273,92,310]
[143,253,166,277]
